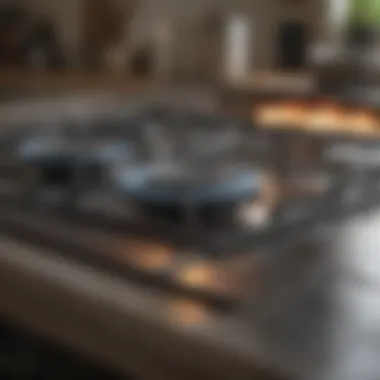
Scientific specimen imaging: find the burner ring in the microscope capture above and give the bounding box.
[113,164,262,206]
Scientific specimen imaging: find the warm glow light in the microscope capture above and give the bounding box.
[177,257,259,299]
[344,110,379,135]
[254,104,287,128]
[164,299,214,327]
[306,103,344,131]
[254,102,306,128]
[117,239,174,271]
[254,102,380,136]
[178,261,221,289]
[175,259,241,295]
[279,101,307,127]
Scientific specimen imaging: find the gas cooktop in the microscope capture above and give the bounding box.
[0,104,379,311]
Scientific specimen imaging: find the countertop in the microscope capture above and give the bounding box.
[0,68,314,94]
[0,69,152,93]
[223,72,315,94]
[2,199,380,380]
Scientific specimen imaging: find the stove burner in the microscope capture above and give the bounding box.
[113,163,260,205]
[1,103,380,308]
[111,161,261,227]
[15,135,134,200]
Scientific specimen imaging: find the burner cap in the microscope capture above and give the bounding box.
[113,162,262,206]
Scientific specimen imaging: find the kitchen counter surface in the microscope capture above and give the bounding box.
[0,69,152,93]
[2,199,380,380]
[0,68,315,94]
[222,72,316,94]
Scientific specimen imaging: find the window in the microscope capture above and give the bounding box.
[329,0,380,29]
[348,0,380,26]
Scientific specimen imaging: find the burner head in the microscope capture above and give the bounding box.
[15,136,134,194]
[17,136,133,164]
[114,162,261,203]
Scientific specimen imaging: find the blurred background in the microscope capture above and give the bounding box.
[0,0,366,81]
[1,1,380,380]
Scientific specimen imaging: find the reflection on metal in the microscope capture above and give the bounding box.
[177,259,246,296]
[238,172,280,228]
[176,255,260,304]
[238,202,271,229]
[178,261,221,290]
[164,299,214,327]
[117,239,174,271]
